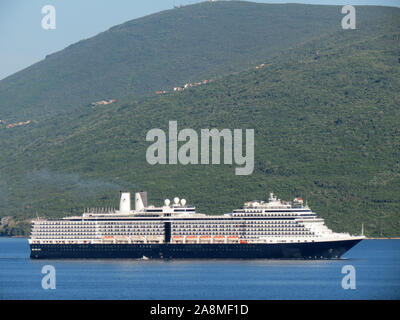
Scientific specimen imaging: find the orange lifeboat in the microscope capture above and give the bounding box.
[213,236,225,241]
[185,236,197,243]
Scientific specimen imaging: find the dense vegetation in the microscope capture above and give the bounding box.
[0,1,382,121]
[0,3,399,237]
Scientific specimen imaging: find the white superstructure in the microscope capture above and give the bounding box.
[29,192,364,245]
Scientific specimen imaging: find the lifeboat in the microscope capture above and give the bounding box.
[131,236,145,242]
[227,236,239,242]
[199,235,212,243]
[172,235,184,243]
[213,236,225,241]
[185,235,198,242]
[115,236,129,241]
[146,235,161,243]
[103,236,114,243]
[146,235,161,240]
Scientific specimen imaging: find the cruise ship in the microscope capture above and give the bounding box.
[29,191,364,259]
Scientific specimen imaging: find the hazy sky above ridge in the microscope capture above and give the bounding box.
[0,0,399,80]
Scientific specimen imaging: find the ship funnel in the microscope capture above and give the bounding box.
[135,191,147,211]
[120,192,131,212]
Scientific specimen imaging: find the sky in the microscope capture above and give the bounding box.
[0,0,399,80]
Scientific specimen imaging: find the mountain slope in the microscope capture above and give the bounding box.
[0,4,399,237]
[0,2,388,121]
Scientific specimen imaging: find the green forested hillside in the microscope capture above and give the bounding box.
[0,2,391,121]
[0,3,399,237]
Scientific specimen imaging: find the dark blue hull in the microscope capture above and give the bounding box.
[30,239,362,259]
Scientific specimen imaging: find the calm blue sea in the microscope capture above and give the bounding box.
[0,237,399,300]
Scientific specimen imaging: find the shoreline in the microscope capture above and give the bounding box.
[366,237,400,240]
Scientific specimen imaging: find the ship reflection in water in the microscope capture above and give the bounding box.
[1,238,399,299]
